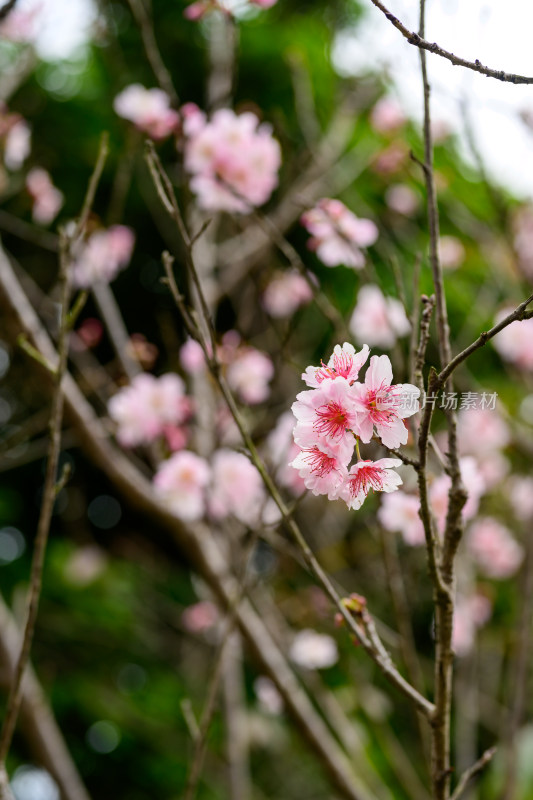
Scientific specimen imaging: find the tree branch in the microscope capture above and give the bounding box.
[368,0,533,85]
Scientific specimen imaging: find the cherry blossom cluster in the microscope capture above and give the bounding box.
[153,447,273,524]
[113,84,180,140]
[301,198,378,269]
[181,104,281,212]
[184,0,277,21]
[492,307,533,369]
[71,225,135,289]
[108,373,192,448]
[180,330,274,405]
[290,343,419,510]
[262,270,313,318]
[26,168,64,225]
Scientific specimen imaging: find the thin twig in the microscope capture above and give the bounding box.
[449,747,496,800]
[368,0,533,85]
[126,0,180,105]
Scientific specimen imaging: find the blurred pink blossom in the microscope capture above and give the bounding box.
[468,517,524,579]
[183,106,281,212]
[2,115,31,170]
[456,406,510,456]
[372,142,408,175]
[509,476,533,521]
[301,198,378,269]
[208,449,265,526]
[180,338,206,374]
[289,629,339,670]
[452,593,492,657]
[385,184,419,216]
[430,457,486,533]
[266,411,306,495]
[226,347,274,404]
[0,6,39,42]
[108,373,189,447]
[72,225,135,288]
[439,235,466,270]
[492,307,533,369]
[254,676,284,715]
[154,451,210,520]
[26,168,64,224]
[370,97,406,134]
[114,84,179,139]
[378,491,425,546]
[262,271,313,318]
[182,600,219,633]
[349,285,410,349]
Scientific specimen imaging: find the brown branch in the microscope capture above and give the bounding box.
[0,0,16,22]
[368,0,533,85]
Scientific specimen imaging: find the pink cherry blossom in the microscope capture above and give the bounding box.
[302,342,369,388]
[385,184,419,216]
[71,225,135,288]
[509,476,533,521]
[378,491,425,546]
[370,97,406,134]
[182,600,219,633]
[289,629,339,670]
[292,376,359,463]
[26,168,64,225]
[338,458,402,511]
[349,285,410,349]
[468,517,524,579]
[439,235,466,270]
[512,205,533,281]
[254,676,284,715]
[301,198,378,269]
[351,355,419,449]
[0,6,38,42]
[492,307,533,370]
[226,347,274,404]
[180,338,206,374]
[452,593,492,657]
[108,373,189,447]
[3,116,30,171]
[114,84,179,140]
[183,107,281,212]
[250,0,278,7]
[208,449,265,526]
[430,456,486,533]
[153,451,210,520]
[456,407,510,456]
[289,443,347,500]
[262,271,313,318]
[266,411,306,495]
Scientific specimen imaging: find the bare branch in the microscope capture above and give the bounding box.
[449,747,496,800]
[368,0,533,85]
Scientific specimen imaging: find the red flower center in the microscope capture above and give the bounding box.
[314,401,348,439]
[302,446,337,477]
[349,465,385,498]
